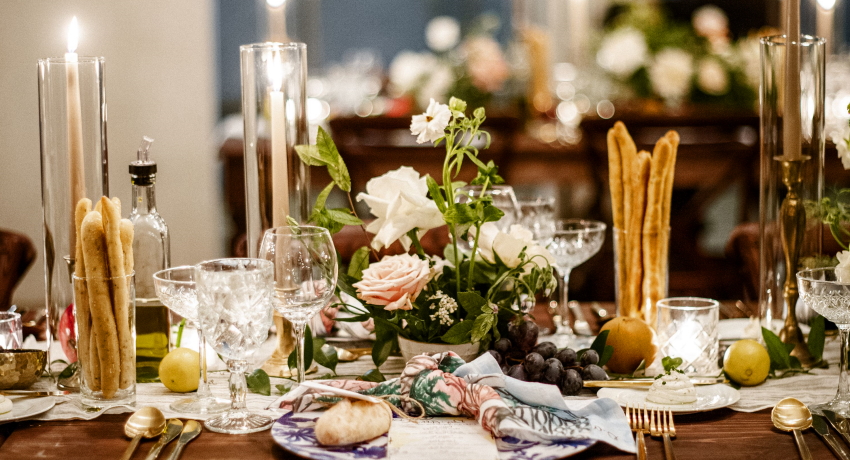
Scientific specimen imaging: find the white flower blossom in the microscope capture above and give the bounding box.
[697,58,729,95]
[356,166,445,250]
[474,222,556,270]
[428,291,458,326]
[837,251,850,283]
[596,27,648,79]
[426,16,461,52]
[410,98,452,144]
[388,51,437,95]
[416,64,454,109]
[829,125,850,169]
[649,48,694,104]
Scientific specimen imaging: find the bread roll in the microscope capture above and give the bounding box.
[315,399,392,446]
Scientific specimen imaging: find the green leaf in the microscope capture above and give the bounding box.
[480,204,505,223]
[589,330,610,355]
[275,384,292,396]
[294,144,325,166]
[471,314,495,344]
[662,356,683,373]
[599,345,614,368]
[458,291,487,315]
[312,182,336,214]
[762,327,792,371]
[246,369,271,396]
[314,341,339,373]
[316,127,351,192]
[441,319,476,344]
[426,175,446,212]
[372,330,395,367]
[359,369,386,382]
[327,208,364,226]
[348,246,371,279]
[808,315,826,360]
[288,325,314,372]
[444,203,477,224]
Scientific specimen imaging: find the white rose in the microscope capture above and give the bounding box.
[649,48,694,103]
[356,166,445,251]
[692,5,729,41]
[426,16,461,52]
[697,58,729,95]
[596,27,648,79]
[829,127,850,170]
[475,223,555,269]
[837,251,850,283]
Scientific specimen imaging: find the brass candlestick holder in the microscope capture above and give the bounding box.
[261,313,295,378]
[775,157,815,367]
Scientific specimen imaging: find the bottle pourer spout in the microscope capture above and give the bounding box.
[136,136,155,164]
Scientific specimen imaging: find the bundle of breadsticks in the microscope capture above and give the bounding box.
[607,122,679,325]
[73,196,135,398]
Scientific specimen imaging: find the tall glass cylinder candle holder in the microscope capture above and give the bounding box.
[240,42,309,378]
[758,35,825,367]
[38,56,108,368]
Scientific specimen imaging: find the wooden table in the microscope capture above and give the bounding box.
[0,409,835,459]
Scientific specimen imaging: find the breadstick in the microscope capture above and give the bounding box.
[607,127,628,315]
[658,131,679,319]
[613,122,638,317]
[81,211,120,398]
[74,199,94,385]
[120,219,134,276]
[101,197,134,390]
[642,138,673,326]
[89,329,101,391]
[628,151,651,319]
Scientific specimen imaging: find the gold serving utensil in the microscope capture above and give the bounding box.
[626,403,647,460]
[584,377,726,388]
[119,407,167,460]
[335,347,372,362]
[166,419,202,460]
[144,418,183,460]
[771,397,813,460]
[824,410,850,446]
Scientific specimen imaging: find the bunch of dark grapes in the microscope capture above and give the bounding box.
[487,323,609,396]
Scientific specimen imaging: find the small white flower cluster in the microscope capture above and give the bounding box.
[428,290,458,326]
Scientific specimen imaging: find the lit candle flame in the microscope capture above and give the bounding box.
[67,16,79,54]
[266,0,286,8]
[818,0,836,10]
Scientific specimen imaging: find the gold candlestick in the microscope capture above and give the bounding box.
[261,313,295,377]
[775,157,815,367]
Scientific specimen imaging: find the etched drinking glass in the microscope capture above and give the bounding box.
[656,297,720,375]
[518,197,557,243]
[153,266,229,414]
[195,258,275,434]
[798,268,850,416]
[547,219,606,345]
[457,185,521,232]
[259,226,338,385]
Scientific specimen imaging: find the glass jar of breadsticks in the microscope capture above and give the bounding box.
[607,121,679,326]
[72,197,136,408]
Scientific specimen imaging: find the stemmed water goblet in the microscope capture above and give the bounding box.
[259,226,338,385]
[518,196,557,243]
[546,219,607,346]
[798,268,850,416]
[457,185,521,232]
[152,266,229,414]
[194,258,275,434]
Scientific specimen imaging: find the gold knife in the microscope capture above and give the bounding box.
[584,377,727,388]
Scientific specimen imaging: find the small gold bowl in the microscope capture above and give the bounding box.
[0,349,47,390]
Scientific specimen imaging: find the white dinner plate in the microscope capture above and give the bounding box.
[597,384,740,414]
[0,396,55,423]
[718,318,809,342]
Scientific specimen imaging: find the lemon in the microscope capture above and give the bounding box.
[158,348,200,393]
[723,339,770,386]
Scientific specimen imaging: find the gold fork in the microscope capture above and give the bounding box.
[626,403,648,460]
[652,407,677,460]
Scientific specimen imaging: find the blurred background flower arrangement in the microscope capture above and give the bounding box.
[594,3,760,109]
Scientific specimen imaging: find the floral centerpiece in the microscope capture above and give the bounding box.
[296,97,556,367]
[595,3,759,109]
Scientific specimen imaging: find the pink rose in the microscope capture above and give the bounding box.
[353,254,432,311]
[463,36,509,93]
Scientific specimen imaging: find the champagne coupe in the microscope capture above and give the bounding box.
[195,258,275,434]
[153,266,229,414]
[798,268,850,416]
[259,226,338,385]
[547,219,607,345]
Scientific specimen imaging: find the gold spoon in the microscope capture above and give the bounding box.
[771,397,813,460]
[119,407,167,460]
[166,420,202,460]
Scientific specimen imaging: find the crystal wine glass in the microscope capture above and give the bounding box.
[547,219,606,345]
[518,197,557,243]
[457,185,521,232]
[259,226,338,385]
[194,258,275,434]
[798,268,850,416]
[153,266,229,414]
